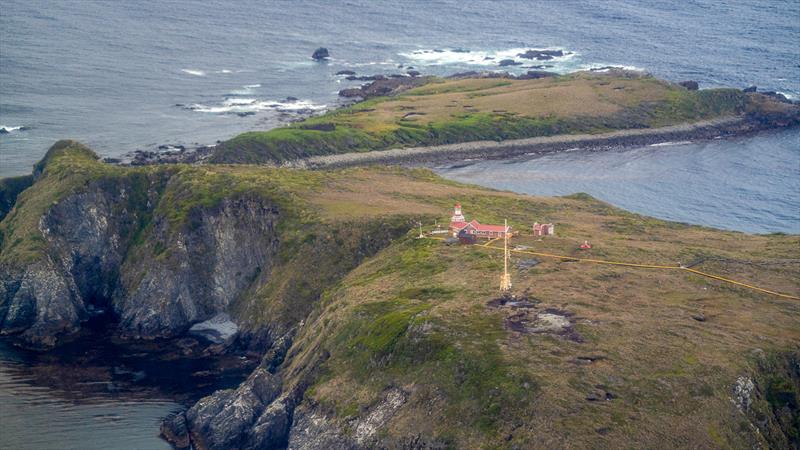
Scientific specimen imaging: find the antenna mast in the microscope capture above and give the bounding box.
[500,219,512,292]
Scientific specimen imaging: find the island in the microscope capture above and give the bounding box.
[0,136,798,449]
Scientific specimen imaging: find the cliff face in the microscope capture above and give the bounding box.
[113,194,280,339]
[3,141,798,449]
[0,142,410,350]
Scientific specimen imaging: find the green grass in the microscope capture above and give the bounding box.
[209,72,756,164]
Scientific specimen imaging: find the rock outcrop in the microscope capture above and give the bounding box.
[311,47,329,61]
[113,194,280,339]
[0,143,284,346]
[679,80,700,90]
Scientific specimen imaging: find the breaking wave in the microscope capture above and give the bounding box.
[181,69,206,76]
[228,84,262,95]
[0,125,27,134]
[186,97,326,115]
[399,47,574,68]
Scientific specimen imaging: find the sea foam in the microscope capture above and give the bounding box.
[0,125,26,133]
[181,69,206,76]
[187,97,326,114]
[399,47,574,68]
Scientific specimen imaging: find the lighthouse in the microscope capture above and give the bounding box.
[451,203,465,223]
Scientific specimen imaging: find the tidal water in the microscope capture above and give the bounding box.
[0,1,798,448]
[437,129,800,234]
[0,334,253,450]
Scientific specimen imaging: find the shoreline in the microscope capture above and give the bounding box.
[288,115,792,169]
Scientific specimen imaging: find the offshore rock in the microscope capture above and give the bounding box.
[312,47,329,61]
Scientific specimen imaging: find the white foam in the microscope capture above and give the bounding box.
[649,141,692,147]
[216,69,233,74]
[187,98,326,114]
[581,64,646,73]
[776,91,796,100]
[399,47,573,68]
[229,84,263,95]
[181,69,206,76]
[0,125,25,133]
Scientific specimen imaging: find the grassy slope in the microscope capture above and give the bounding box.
[3,145,798,447]
[210,72,751,164]
[278,170,799,449]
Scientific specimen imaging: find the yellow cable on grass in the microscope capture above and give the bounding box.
[425,236,799,300]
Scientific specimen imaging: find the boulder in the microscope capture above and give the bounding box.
[743,85,757,93]
[517,49,564,60]
[311,47,329,61]
[407,70,421,77]
[498,59,522,67]
[335,70,355,76]
[679,80,699,91]
[519,70,557,80]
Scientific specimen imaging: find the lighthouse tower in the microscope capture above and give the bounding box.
[451,203,465,223]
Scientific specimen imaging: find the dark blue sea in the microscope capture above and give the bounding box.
[0,1,799,448]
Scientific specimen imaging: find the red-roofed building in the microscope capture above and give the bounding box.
[449,203,512,239]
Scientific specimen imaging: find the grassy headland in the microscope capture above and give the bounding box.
[208,71,796,165]
[2,143,798,448]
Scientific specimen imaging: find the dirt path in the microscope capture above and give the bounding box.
[289,116,752,169]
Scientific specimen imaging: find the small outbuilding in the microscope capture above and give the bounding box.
[532,222,555,236]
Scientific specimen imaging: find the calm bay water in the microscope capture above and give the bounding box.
[437,129,800,234]
[0,1,798,448]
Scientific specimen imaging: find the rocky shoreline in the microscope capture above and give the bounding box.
[288,114,797,170]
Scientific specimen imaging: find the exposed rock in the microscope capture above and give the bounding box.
[761,91,791,103]
[345,74,386,81]
[113,195,280,340]
[288,405,357,449]
[732,376,755,412]
[165,368,287,449]
[338,76,433,100]
[287,388,408,449]
[517,49,564,60]
[407,70,420,77]
[336,70,356,76]
[353,388,407,445]
[1,177,163,347]
[743,85,757,93]
[311,47,329,61]
[188,313,239,345]
[161,412,191,449]
[518,70,557,80]
[498,59,522,67]
[679,80,699,91]
[0,258,83,348]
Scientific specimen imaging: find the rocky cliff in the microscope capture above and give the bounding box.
[0,142,411,350]
[2,142,798,449]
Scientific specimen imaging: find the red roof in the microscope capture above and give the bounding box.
[464,220,510,233]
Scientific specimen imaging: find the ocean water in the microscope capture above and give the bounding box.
[1,0,798,179]
[436,129,800,234]
[0,1,799,448]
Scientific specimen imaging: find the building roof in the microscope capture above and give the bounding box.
[451,218,511,233]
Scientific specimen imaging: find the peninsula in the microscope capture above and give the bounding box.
[208,70,799,168]
[0,138,798,449]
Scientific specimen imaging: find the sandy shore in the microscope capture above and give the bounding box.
[288,116,759,169]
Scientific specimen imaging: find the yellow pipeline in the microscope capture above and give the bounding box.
[425,236,800,301]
